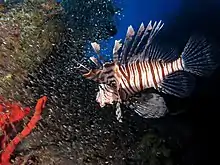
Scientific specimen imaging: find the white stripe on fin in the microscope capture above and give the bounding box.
[127,23,145,59]
[147,20,164,46]
[91,42,100,54]
[142,21,164,57]
[133,20,164,60]
[133,21,153,55]
[119,25,136,63]
[146,20,153,30]
[113,21,164,64]
[91,42,106,63]
[113,39,122,62]
[89,56,101,67]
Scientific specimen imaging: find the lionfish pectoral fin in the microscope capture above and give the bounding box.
[159,71,195,98]
[116,102,122,122]
[130,92,168,119]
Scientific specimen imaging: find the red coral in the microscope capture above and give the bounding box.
[0,96,47,165]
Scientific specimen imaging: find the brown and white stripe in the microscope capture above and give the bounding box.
[116,57,184,97]
[83,62,118,85]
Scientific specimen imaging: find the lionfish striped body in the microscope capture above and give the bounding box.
[80,20,217,119]
[115,58,184,98]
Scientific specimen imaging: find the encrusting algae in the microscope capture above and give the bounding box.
[0,0,64,102]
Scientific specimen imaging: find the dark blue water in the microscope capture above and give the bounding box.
[113,0,181,39]
[86,0,181,61]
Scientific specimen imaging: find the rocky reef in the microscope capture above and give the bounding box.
[0,0,63,102]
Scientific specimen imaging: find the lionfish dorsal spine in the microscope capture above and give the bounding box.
[145,20,164,50]
[126,22,145,61]
[139,20,164,60]
[113,21,165,65]
[113,39,122,62]
[91,42,100,54]
[132,21,152,57]
[119,25,135,64]
[90,42,106,65]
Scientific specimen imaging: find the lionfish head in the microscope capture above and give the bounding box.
[82,68,102,82]
[79,41,122,107]
[82,61,119,85]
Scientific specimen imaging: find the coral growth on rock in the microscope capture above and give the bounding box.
[0,0,63,102]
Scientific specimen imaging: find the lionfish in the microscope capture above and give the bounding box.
[76,20,217,121]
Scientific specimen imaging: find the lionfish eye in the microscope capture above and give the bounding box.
[109,80,117,87]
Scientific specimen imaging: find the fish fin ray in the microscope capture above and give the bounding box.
[181,35,218,76]
[89,56,101,67]
[142,43,179,62]
[90,42,106,64]
[135,21,164,60]
[126,23,145,60]
[118,21,164,64]
[159,71,195,98]
[91,42,100,54]
[145,20,164,49]
[119,25,135,63]
[113,39,122,62]
[129,92,168,118]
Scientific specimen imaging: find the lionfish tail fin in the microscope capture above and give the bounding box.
[181,35,218,77]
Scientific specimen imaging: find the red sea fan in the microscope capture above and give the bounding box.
[0,96,47,165]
